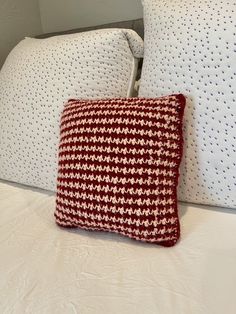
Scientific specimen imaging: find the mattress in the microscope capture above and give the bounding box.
[1,180,236,314]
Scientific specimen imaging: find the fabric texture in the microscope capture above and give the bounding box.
[54,95,186,246]
[0,29,143,191]
[1,180,236,314]
[139,0,236,208]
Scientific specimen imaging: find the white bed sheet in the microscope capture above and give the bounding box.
[1,180,236,314]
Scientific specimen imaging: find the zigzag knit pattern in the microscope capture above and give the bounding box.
[54,95,185,246]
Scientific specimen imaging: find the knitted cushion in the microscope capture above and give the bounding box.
[54,95,186,246]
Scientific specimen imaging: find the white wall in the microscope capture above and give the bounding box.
[0,0,42,68]
[39,0,143,33]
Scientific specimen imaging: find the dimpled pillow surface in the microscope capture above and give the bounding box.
[0,29,143,191]
[54,95,186,247]
[139,0,236,208]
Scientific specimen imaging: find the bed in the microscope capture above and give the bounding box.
[1,179,236,314]
[1,14,236,314]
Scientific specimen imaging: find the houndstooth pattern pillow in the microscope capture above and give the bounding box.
[54,95,186,246]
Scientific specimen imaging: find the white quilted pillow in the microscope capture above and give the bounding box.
[0,29,143,191]
[139,0,236,208]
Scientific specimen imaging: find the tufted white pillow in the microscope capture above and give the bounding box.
[139,0,236,208]
[0,29,143,191]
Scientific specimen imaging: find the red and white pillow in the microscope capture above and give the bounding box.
[54,95,186,246]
